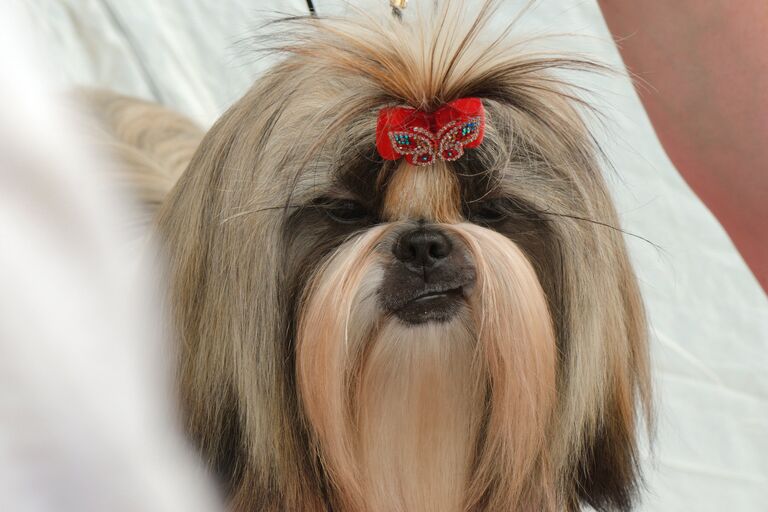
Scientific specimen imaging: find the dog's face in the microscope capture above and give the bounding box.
[289,156,558,511]
[158,4,651,512]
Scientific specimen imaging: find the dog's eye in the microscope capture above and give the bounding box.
[467,199,508,224]
[316,197,371,224]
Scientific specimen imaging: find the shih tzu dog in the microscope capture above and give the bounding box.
[85,1,652,511]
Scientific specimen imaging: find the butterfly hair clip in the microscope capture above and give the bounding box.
[375,97,485,166]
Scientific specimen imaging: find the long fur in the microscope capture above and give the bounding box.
[91,1,652,510]
[296,223,557,510]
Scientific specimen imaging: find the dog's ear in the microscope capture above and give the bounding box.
[569,244,651,512]
[474,92,652,512]
[575,401,640,511]
[154,80,330,509]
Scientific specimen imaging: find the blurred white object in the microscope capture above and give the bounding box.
[0,4,221,512]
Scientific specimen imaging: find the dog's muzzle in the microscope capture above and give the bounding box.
[378,224,476,324]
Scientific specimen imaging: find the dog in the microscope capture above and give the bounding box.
[84,2,652,510]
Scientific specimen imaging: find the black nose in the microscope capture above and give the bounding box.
[393,227,453,271]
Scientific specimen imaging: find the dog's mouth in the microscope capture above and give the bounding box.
[409,286,463,304]
[389,284,468,325]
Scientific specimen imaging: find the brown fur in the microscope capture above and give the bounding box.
[87,2,652,510]
[383,161,462,222]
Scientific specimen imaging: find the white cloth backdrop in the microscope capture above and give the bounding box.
[14,0,768,510]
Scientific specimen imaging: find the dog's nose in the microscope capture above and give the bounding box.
[381,226,475,324]
[393,227,452,271]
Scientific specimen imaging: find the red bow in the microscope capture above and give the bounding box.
[376,97,485,166]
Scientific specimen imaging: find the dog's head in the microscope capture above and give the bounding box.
[158,3,651,511]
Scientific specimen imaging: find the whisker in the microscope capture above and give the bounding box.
[536,208,663,252]
[220,204,302,224]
